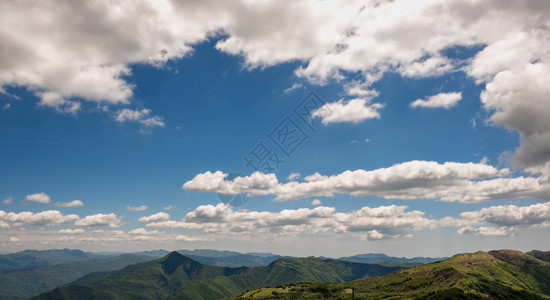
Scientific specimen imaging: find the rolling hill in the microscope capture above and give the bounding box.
[0,253,153,299]
[33,252,401,300]
[232,250,550,299]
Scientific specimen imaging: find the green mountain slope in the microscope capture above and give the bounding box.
[33,253,401,300]
[169,257,401,300]
[32,252,249,300]
[0,249,101,270]
[528,250,550,263]
[232,250,550,299]
[0,254,153,300]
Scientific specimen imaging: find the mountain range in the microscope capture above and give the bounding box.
[2,248,548,299]
[33,252,401,299]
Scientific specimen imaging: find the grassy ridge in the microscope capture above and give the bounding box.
[169,257,401,299]
[231,250,550,299]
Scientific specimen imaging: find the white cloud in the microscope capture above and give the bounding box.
[480,63,550,169]
[312,98,383,124]
[147,203,435,239]
[127,205,148,211]
[58,228,85,234]
[55,200,83,207]
[23,193,50,204]
[2,103,10,110]
[1,0,548,167]
[115,109,165,128]
[138,212,170,223]
[410,92,462,109]
[0,0,215,109]
[457,226,515,237]
[163,205,174,211]
[2,197,13,205]
[175,234,210,242]
[311,199,322,206]
[183,160,545,203]
[75,213,122,227]
[287,173,301,181]
[284,83,304,94]
[0,210,79,227]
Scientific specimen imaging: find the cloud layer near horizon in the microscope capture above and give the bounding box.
[183,160,550,202]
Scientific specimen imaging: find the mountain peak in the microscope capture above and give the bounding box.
[160,251,201,275]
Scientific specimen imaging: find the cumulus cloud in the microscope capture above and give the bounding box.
[480,63,550,169]
[2,0,549,168]
[23,192,50,204]
[58,229,85,234]
[284,83,304,94]
[183,160,546,203]
[127,205,148,211]
[145,203,435,239]
[0,210,78,227]
[75,213,122,227]
[439,201,550,237]
[55,200,84,207]
[312,98,383,124]
[287,173,301,181]
[138,212,170,223]
[115,109,165,128]
[311,199,322,206]
[2,197,13,205]
[0,0,215,109]
[410,92,462,109]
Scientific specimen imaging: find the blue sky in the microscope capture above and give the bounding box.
[1,0,549,257]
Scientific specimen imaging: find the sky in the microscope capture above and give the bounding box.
[1,0,550,257]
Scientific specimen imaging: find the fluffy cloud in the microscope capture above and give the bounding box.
[312,98,383,124]
[287,173,301,181]
[115,109,165,128]
[75,213,122,227]
[410,92,462,109]
[480,63,550,169]
[55,200,84,207]
[138,212,170,223]
[58,229,85,234]
[23,192,50,204]
[183,160,547,203]
[311,199,322,206]
[2,0,550,167]
[2,197,13,205]
[145,203,434,239]
[0,210,78,227]
[438,201,550,237]
[0,0,216,109]
[127,205,148,211]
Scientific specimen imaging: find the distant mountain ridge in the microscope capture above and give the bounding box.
[337,252,447,267]
[0,249,101,270]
